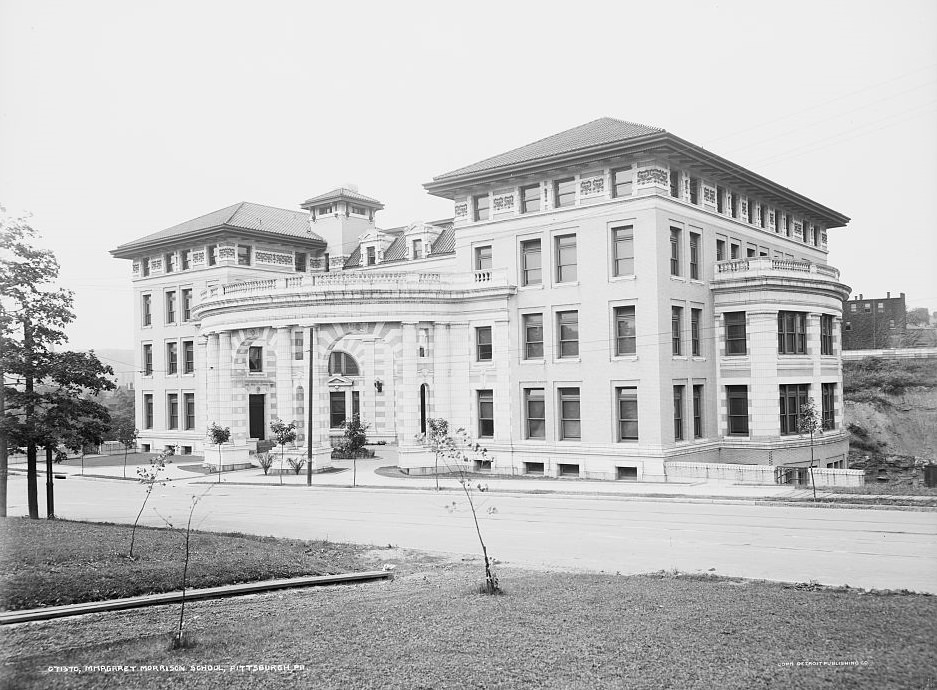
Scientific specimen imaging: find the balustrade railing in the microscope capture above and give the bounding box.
[715,258,839,280]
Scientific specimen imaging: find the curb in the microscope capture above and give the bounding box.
[0,570,393,625]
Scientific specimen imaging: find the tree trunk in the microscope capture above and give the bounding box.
[26,443,38,519]
[0,311,7,518]
[24,316,38,519]
[45,446,55,518]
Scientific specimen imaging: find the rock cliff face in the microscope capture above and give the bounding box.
[843,357,937,485]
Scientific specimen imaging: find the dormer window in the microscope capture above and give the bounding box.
[412,239,423,259]
[366,246,376,265]
[317,204,333,216]
[351,205,367,216]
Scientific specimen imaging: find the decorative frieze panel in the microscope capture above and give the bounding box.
[191,250,206,266]
[768,210,776,232]
[579,175,605,198]
[454,202,468,219]
[702,185,717,206]
[492,192,515,212]
[132,262,140,277]
[636,168,668,187]
[218,246,236,260]
[793,221,803,238]
[740,199,748,220]
[150,257,163,274]
[256,250,293,266]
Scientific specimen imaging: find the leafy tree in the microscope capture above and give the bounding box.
[113,413,139,479]
[907,307,930,327]
[798,398,823,502]
[207,423,231,483]
[1,212,114,518]
[340,414,369,487]
[270,418,297,485]
[422,417,450,491]
[418,419,501,594]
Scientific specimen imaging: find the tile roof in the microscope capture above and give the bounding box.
[113,202,323,254]
[344,246,361,269]
[432,117,663,181]
[380,235,407,263]
[301,187,384,208]
[429,225,455,255]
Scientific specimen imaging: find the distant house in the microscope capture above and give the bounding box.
[842,293,907,350]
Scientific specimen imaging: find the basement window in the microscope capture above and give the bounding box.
[617,466,638,481]
[558,463,580,477]
[524,462,544,476]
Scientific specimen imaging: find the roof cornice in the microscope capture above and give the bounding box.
[110,224,326,259]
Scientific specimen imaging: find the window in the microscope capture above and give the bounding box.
[164,253,174,273]
[555,234,577,282]
[183,340,194,374]
[746,245,756,258]
[778,312,807,354]
[524,388,545,439]
[693,385,703,439]
[294,252,307,272]
[670,169,680,198]
[521,239,542,286]
[616,387,638,441]
[475,245,492,270]
[558,388,581,440]
[746,200,754,224]
[876,302,884,313]
[181,289,192,321]
[670,228,681,276]
[673,385,685,441]
[820,315,834,355]
[167,393,179,430]
[822,383,836,430]
[324,252,330,272]
[141,258,150,277]
[328,351,359,376]
[863,302,871,313]
[180,250,190,270]
[477,390,494,438]
[207,244,217,266]
[716,238,726,262]
[689,232,700,280]
[779,384,809,435]
[844,321,852,332]
[672,306,683,356]
[293,331,304,361]
[521,184,541,213]
[237,245,251,266]
[523,313,543,359]
[888,319,895,329]
[366,246,376,265]
[614,306,636,356]
[691,308,701,356]
[351,205,367,216]
[184,393,195,430]
[330,391,346,428]
[612,166,633,198]
[248,346,263,373]
[730,242,740,260]
[557,311,579,358]
[725,312,747,356]
[849,303,857,313]
[143,344,153,376]
[689,177,700,204]
[730,193,738,219]
[611,226,634,276]
[143,394,153,429]
[166,291,176,324]
[476,326,493,361]
[142,294,152,326]
[716,186,725,213]
[473,194,489,221]
[166,342,178,375]
[412,239,423,259]
[726,386,749,436]
[554,177,575,208]
[758,205,765,227]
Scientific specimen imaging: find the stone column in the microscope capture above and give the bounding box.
[493,318,511,443]
[206,333,219,429]
[449,322,471,432]
[275,326,292,423]
[362,338,377,433]
[748,310,779,440]
[398,322,419,446]
[433,323,451,422]
[218,331,234,435]
[195,335,209,435]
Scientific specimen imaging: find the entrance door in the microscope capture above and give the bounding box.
[249,394,265,440]
[420,384,428,434]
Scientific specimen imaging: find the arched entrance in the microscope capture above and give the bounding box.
[420,384,428,434]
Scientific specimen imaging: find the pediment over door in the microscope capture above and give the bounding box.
[327,374,355,388]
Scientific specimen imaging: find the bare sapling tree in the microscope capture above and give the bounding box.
[157,485,213,650]
[420,417,450,491]
[798,397,823,502]
[270,418,297,485]
[207,422,231,483]
[418,419,501,594]
[128,449,169,559]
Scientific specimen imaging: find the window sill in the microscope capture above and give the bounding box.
[669,275,686,282]
[519,284,544,291]
[520,358,546,364]
[612,355,638,362]
[554,358,581,364]
[609,275,636,283]
[553,281,580,288]
[691,356,706,362]
[672,355,688,361]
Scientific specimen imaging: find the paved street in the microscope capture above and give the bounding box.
[6,473,937,593]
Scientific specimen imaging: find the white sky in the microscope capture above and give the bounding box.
[2,0,936,358]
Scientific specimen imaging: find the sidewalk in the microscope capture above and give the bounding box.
[20,450,934,504]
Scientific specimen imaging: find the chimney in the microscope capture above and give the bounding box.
[887,291,891,298]
[900,292,905,299]
[859,293,863,300]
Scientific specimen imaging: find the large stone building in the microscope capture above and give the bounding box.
[111,118,852,480]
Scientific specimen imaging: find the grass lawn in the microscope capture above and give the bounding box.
[2,559,934,690]
[0,518,369,611]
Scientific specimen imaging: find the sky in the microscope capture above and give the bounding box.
[2,0,936,357]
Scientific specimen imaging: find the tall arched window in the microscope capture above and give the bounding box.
[328,351,360,376]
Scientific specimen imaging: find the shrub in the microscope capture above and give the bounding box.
[257,452,274,475]
[287,456,306,475]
